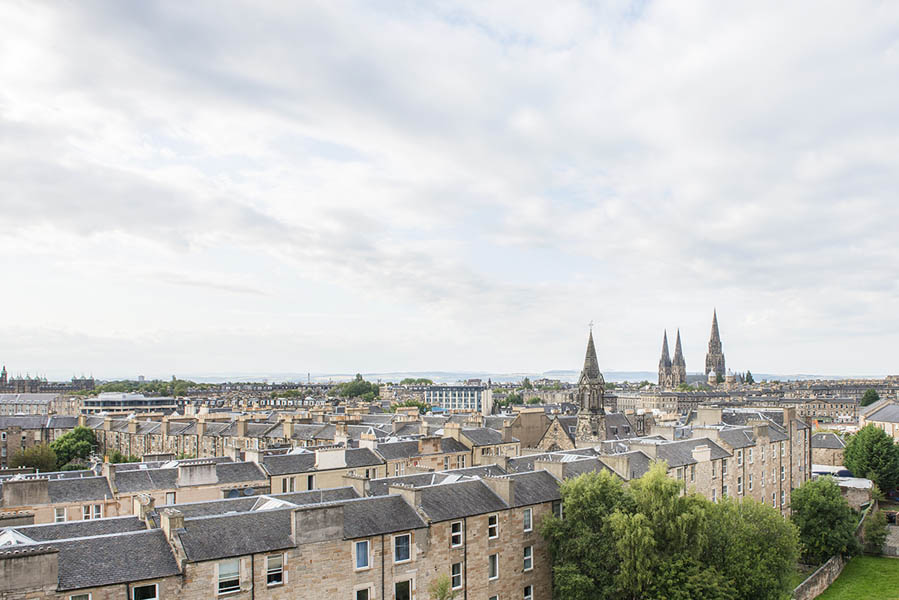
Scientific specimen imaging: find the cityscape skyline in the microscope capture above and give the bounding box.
[3,1,899,378]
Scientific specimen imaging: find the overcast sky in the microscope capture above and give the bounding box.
[2,1,898,380]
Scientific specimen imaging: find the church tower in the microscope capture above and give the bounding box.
[574,326,608,446]
[704,309,726,377]
[0,365,6,386]
[658,331,672,387]
[671,329,687,386]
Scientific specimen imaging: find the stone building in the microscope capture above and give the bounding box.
[659,330,688,388]
[704,310,726,377]
[811,432,846,466]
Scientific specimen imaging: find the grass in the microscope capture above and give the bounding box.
[815,556,899,600]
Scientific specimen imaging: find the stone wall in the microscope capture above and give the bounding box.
[882,524,899,557]
[793,555,847,600]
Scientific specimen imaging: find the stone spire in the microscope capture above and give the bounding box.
[581,329,603,383]
[672,329,687,386]
[704,309,726,377]
[658,331,672,386]
[576,328,605,413]
[0,365,6,385]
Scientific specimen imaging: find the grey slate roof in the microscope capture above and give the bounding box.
[114,461,265,493]
[375,441,419,461]
[55,529,180,591]
[0,415,46,429]
[868,403,899,424]
[440,438,469,453]
[262,448,383,476]
[654,438,731,467]
[812,432,846,449]
[178,509,296,561]
[48,476,113,503]
[342,495,427,538]
[418,480,508,522]
[462,428,515,446]
[10,516,146,541]
[507,471,561,507]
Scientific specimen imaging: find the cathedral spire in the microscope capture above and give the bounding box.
[673,329,685,366]
[581,329,602,382]
[659,330,671,368]
[705,309,726,376]
[710,309,721,345]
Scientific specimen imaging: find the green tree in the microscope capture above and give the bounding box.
[9,444,57,472]
[527,397,542,405]
[389,399,431,414]
[860,388,881,407]
[333,374,380,399]
[864,509,888,555]
[50,426,96,469]
[791,477,858,564]
[843,424,899,492]
[107,450,141,463]
[521,377,533,390]
[427,573,457,600]
[505,392,523,405]
[400,378,434,385]
[745,370,754,384]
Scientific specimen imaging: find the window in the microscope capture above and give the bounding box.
[676,467,683,480]
[781,441,785,457]
[450,521,463,547]
[266,554,284,586]
[489,597,499,600]
[772,492,777,507]
[748,474,753,491]
[737,477,743,495]
[523,508,532,532]
[524,585,533,600]
[737,449,743,466]
[395,580,412,600]
[307,474,315,490]
[70,595,91,600]
[218,558,240,594]
[444,457,450,470]
[356,590,370,600]
[748,448,754,464]
[722,485,728,498]
[780,466,785,481]
[523,545,533,571]
[166,492,176,505]
[459,455,466,468]
[711,488,717,503]
[133,583,158,600]
[82,505,101,520]
[552,500,563,519]
[451,562,462,589]
[395,463,401,476]
[761,445,766,463]
[781,490,786,506]
[722,458,728,476]
[55,507,66,523]
[355,540,370,569]
[711,460,717,477]
[690,464,695,482]
[488,553,498,580]
[394,534,411,563]
[488,514,498,539]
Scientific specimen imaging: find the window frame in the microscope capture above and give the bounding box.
[354,539,371,570]
[266,553,284,587]
[522,508,532,532]
[450,521,463,547]
[70,594,91,600]
[487,514,498,539]
[451,561,463,590]
[217,558,241,595]
[55,507,66,523]
[523,545,533,571]
[488,553,499,580]
[524,585,533,600]
[393,533,412,564]
[132,583,158,600]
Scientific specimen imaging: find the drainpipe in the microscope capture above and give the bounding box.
[463,517,468,600]
[381,534,386,600]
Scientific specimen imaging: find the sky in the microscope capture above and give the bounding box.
[1,1,899,380]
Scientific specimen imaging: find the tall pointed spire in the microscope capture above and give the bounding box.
[659,330,671,366]
[581,329,602,382]
[710,309,721,344]
[705,309,726,376]
[673,329,685,365]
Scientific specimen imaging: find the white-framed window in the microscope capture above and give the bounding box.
[488,553,498,580]
[355,588,371,600]
[722,458,728,476]
[552,500,563,519]
[266,553,284,586]
[218,558,241,594]
[748,474,753,491]
[395,463,401,476]
[488,514,498,539]
[395,579,412,600]
[132,583,158,600]
[722,485,728,498]
[451,561,462,589]
[523,508,532,532]
[781,441,785,457]
[761,471,766,487]
[444,457,450,470]
[459,455,466,468]
[70,594,91,600]
[55,507,66,523]
[711,460,717,478]
[772,492,777,507]
[307,474,315,490]
[394,533,411,563]
[781,466,785,481]
[355,540,370,570]
[761,445,766,463]
[489,596,499,600]
[450,521,463,547]
[737,477,743,495]
[524,585,533,600]
[737,449,743,466]
[690,464,695,482]
[523,545,533,571]
[166,492,176,505]
[82,504,101,520]
[781,490,786,506]
[711,488,717,503]
[748,448,754,464]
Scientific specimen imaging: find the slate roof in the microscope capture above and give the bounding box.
[812,432,846,449]
[506,471,561,507]
[0,415,46,429]
[178,509,296,562]
[48,476,113,503]
[55,530,180,591]
[114,461,265,493]
[375,441,419,461]
[462,428,514,446]
[10,516,146,541]
[868,403,899,424]
[261,448,383,476]
[342,495,427,538]
[653,438,731,467]
[418,480,508,522]
[150,487,359,522]
[47,416,77,429]
[441,438,469,453]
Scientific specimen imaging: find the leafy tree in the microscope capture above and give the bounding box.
[9,444,57,472]
[504,392,523,405]
[843,424,899,492]
[527,397,542,405]
[745,371,754,384]
[791,477,858,564]
[521,377,533,390]
[50,426,96,468]
[604,382,617,390]
[427,574,457,600]
[400,378,434,385]
[389,399,431,414]
[332,374,380,399]
[860,388,881,407]
[107,450,141,463]
[864,509,888,555]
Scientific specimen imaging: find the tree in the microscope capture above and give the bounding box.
[527,397,542,405]
[843,424,899,492]
[107,450,141,463]
[505,392,523,405]
[791,477,858,564]
[745,371,754,384]
[861,388,881,407]
[400,378,434,385]
[50,426,97,468]
[427,574,457,600]
[332,374,380,399]
[864,509,888,555]
[521,377,533,390]
[9,444,57,472]
[389,399,431,414]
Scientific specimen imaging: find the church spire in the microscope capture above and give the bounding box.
[581,329,602,382]
[659,330,671,367]
[710,309,721,345]
[705,309,726,376]
[673,329,685,366]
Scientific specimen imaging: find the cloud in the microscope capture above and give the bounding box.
[1,1,898,376]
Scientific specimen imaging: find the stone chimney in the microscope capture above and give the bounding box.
[135,493,155,521]
[236,417,248,438]
[103,416,113,431]
[534,459,565,481]
[160,507,184,540]
[420,421,430,437]
[691,444,712,464]
[102,462,117,493]
[341,474,370,497]
[482,475,516,504]
[160,417,170,437]
[0,478,50,507]
[196,417,207,437]
[695,407,723,426]
[127,419,138,435]
[244,449,262,465]
[315,447,347,470]
[77,414,86,427]
[387,483,422,509]
[334,421,350,446]
[782,407,796,426]
[176,461,218,487]
[444,422,463,443]
[282,415,294,440]
[598,454,632,480]
[0,546,59,595]
[417,436,442,455]
[359,431,378,451]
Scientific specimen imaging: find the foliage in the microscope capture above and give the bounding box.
[427,574,457,600]
[791,477,859,564]
[863,509,888,555]
[745,370,754,384]
[716,373,724,384]
[9,444,58,471]
[527,397,542,405]
[87,378,213,397]
[389,399,431,414]
[815,556,899,599]
[272,389,306,398]
[542,463,798,600]
[332,374,380,399]
[50,426,97,469]
[843,425,899,492]
[400,378,434,385]
[107,450,141,463]
[677,383,701,391]
[521,377,533,390]
[504,392,523,405]
[860,388,881,407]
[604,382,617,390]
